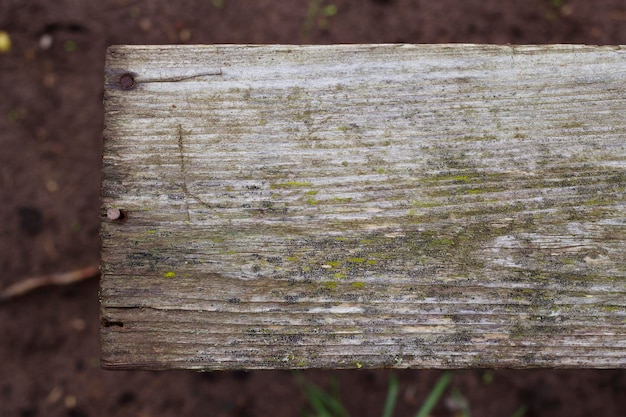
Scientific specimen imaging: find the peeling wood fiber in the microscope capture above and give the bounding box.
[102,45,626,370]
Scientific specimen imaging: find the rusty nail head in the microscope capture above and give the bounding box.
[119,73,135,90]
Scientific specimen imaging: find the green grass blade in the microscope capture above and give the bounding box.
[381,375,400,417]
[328,377,345,413]
[450,388,471,417]
[294,373,330,417]
[318,385,350,417]
[510,405,528,417]
[303,384,334,417]
[294,372,350,417]
[414,371,454,417]
[301,0,322,37]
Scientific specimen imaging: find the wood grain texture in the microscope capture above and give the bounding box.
[102,45,626,369]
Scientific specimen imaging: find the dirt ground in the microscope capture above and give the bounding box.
[1,1,625,416]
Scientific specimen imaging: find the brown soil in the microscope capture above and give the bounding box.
[1,1,625,416]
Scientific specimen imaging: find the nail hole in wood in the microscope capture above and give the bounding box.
[102,319,124,328]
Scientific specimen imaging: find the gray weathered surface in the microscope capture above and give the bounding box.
[102,45,626,369]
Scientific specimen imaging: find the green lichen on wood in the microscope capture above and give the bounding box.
[270,181,313,189]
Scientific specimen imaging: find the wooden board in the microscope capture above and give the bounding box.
[102,45,626,369]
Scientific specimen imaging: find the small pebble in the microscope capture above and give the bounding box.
[0,31,11,53]
[71,317,86,332]
[39,33,53,50]
[64,395,77,409]
[46,387,63,404]
[179,28,191,42]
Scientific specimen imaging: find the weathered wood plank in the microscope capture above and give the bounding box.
[102,45,626,369]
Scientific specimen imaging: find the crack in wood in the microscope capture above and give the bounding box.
[143,70,223,83]
[176,124,211,223]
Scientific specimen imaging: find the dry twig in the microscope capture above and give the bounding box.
[0,265,100,304]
